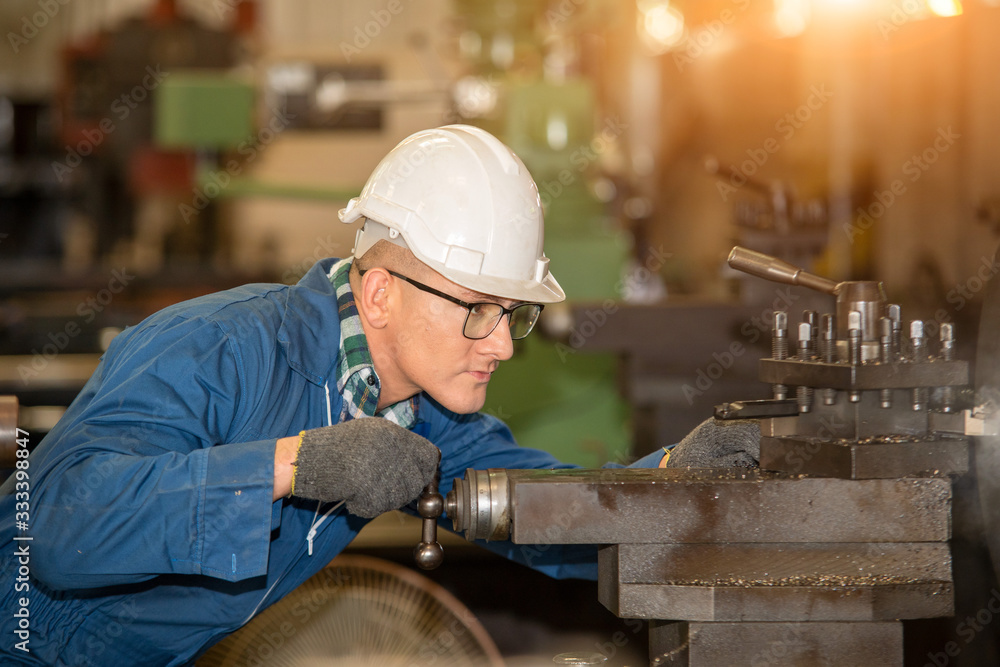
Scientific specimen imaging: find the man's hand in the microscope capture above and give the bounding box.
[666,417,761,469]
[277,418,440,518]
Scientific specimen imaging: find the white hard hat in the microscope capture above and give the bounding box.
[339,124,565,304]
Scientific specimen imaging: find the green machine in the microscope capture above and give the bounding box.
[155,71,256,149]
[479,80,634,467]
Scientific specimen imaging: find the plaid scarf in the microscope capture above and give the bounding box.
[327,258,416,427]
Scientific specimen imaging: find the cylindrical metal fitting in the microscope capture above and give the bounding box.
[940,322,955,413]
[879,316,893,409]
[820,314,837,406]
[848,311,862,403]
[797,321,813,360]
[772,311,789,400]
[888,304,902,359]
[910,320,927,411]
[445,468,511,541]
[803,310,819,354]
[910,320,927,362]
[797,321,814,413]
[834,281,887,362]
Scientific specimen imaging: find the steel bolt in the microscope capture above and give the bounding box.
[911,320,927,411]
[879,316,893,409]
[820,313,837,406]
[772,311,789,400]
[797,322,814,413]
[940,322,955,413]
[848,311,862,403]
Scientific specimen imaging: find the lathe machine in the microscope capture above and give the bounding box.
[416,245,999,666]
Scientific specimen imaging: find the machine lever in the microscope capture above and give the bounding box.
[413,472,444,570]
[728,246,839,295]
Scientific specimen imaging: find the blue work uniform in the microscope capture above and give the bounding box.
[0,258,660,666]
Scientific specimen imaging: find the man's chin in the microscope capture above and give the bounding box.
[430,387,487,415]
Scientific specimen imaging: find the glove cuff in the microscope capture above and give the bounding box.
[289,430,306,496]
[292,427,349,502]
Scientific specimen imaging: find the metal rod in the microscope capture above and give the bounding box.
[728,247,839,295]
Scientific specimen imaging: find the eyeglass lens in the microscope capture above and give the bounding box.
[464,303,541,340]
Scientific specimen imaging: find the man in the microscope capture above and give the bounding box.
[0,125,754,666]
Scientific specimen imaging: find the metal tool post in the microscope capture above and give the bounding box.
[441,247,981,665]
[726,246,970,479]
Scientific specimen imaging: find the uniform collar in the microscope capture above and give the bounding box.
[277,257,344,386]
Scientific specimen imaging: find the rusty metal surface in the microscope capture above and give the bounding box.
[599,544,953,621]
[505,468,952,545]
[649,620,902,667]
[758,358,969,390]
[761,389,934,440]
[759,435,969,478]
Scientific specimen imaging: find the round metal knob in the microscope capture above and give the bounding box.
[414,541,444,570]
[414,472,444,570]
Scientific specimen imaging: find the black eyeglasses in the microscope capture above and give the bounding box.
[359,269,543,340]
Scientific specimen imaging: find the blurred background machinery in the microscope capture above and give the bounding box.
[3,0,1000,663]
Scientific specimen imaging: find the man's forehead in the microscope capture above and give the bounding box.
[459,285,518,307]
[423,265,516,305]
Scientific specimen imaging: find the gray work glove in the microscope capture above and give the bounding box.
[292,418,440,518]
[666,417,761,469]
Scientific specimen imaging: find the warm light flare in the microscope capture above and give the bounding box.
[638,1,685,54]
[927,0,962,17]
[645,4,685,44]
[817,0,866,7]
[774,0,811,37]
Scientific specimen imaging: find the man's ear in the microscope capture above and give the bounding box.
[356,268,392,330]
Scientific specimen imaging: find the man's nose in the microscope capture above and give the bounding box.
[481,318,514,361]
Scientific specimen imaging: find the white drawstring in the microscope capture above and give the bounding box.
[307,500,344,556]
[324,381,333,427]
[306,381,342,556]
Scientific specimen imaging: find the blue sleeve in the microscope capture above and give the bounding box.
[420,399,663,581]
[606,448,669,469]
[29,315,279,590]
